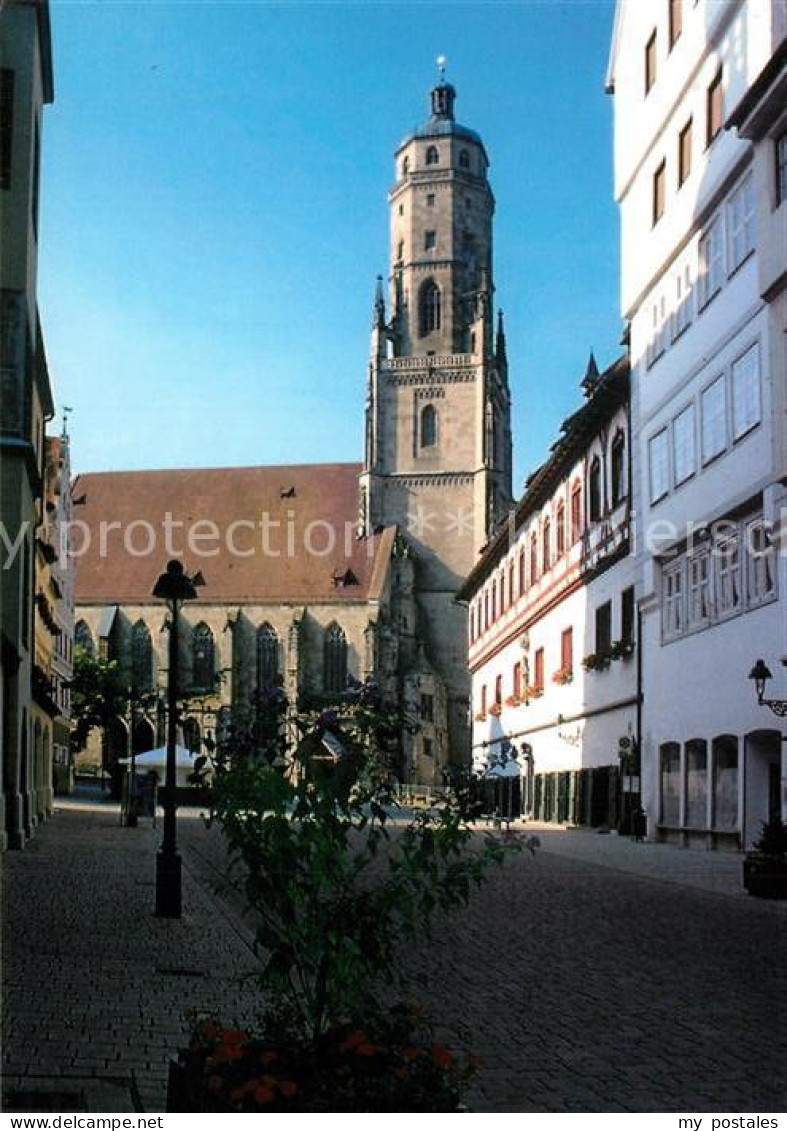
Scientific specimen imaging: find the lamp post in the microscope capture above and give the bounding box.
[152,560,203,918]
[748,658,787,718]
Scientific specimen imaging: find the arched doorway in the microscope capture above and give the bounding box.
[132,716,155,756]
[744,729,781,849]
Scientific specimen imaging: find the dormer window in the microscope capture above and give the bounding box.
[459,148,470,169]
[425,145,439,166]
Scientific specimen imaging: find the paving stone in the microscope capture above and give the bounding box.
[4,800,787,1113]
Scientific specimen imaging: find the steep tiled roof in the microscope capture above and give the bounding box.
[72,463,393,605]
[458,353,629,599]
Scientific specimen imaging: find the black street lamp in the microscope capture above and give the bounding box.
[152,560,203,918]
[748,658,787,719]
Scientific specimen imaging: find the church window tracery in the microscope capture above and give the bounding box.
[421,404,437,448]
[193,622,215,692]
[324,623,348,694]
[419,280,441,335]
[131,620,154,694]
[257,623,280,692]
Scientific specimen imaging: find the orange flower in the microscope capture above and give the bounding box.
[253,1082,276,1106]
[220,1028,248,1045]
[213,1043,244,1063]
[279,1080,298,1097]
[432,1044,454,1068]
[355,1043,382,1057]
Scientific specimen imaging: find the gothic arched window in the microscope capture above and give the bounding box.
[611,431,626,506]
[589,456,602,522]
[459,148,470,169]
[420,404,437,448]
[324,623,348,695]
[419,281,441,336]
[193,622,215,692]
[131,620,154,694]
[256,623,280,692]
[542,518,551,574]
[570,482,583,542]
[75,618,95,657]
[556,501,566,558]
[183,717,201,754]
[425,145,439,166]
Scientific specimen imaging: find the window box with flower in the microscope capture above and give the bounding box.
[582,650,612,673]
[552,665,574,686]
[608,638,635,661]
[488,701,502,717]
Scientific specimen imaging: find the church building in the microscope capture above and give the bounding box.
[72,76,513,785]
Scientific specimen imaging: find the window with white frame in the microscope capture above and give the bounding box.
[698,217,724,308]
[649,429,670,503]
[662,513,774,641]
[746,518,775,606]
[715,528,741,616]
[673,403,696,486]
[701,375,726,464]
[687,549,711,627]
[727,174,756,273]
[663,562,685,637]
[731,343,760,440]
[673,263,692,340]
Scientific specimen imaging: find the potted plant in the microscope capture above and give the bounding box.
[609,638,635,661]
[172,681,526,1111]
[582,650,611,673]
[551,665,573,686]
[743,818,787,899]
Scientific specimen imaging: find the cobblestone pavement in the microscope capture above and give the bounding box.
[3,798,787,1113]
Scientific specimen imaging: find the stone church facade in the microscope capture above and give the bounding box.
[73,78,512,784]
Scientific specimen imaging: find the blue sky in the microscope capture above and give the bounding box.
[41,0,621,492]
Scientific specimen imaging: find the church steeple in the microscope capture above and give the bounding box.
[359,74,513,767]
[388,75,494,358]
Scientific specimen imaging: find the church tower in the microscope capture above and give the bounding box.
[359,72,513,763]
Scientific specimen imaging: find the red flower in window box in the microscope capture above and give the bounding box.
[552,665,574,686]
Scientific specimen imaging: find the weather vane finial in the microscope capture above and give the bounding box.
[436,54,447,81]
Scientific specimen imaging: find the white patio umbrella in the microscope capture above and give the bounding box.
[119,746,209,789]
